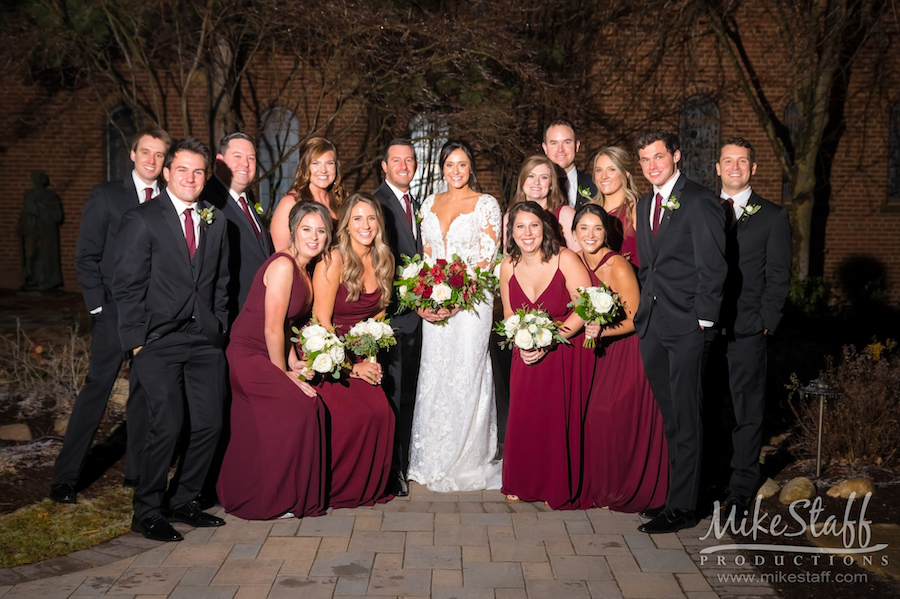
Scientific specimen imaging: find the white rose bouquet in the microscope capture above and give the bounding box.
[344,317,397,362]
[567,283,624,348]
[493,308,569,356]
[394,253,496,326]
[289,319,348,381]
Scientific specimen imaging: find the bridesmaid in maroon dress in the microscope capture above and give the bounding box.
[502,155,579,251]
[312,193,395,508]
[218,201,333,520]
[574,204,668,512]
[588,146,640,266]
[499,201,593,509]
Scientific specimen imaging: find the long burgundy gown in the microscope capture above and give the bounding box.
[218,252,327,520]
[501,260,593,510]
[583,252,668,511]
[316,284,394,509]
[607,206,639,268]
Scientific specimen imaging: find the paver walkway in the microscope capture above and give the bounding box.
[0,483,775,599]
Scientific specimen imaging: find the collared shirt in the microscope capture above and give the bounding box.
[566,167,579,208]
[132,171,160,203]
[650,170,681,227]
[218,174,261,233]
[720,186,753,220]
[169,193,201,249]
[386,180,417,240]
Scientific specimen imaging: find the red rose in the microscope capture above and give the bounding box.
[413,282,426,295]
[449,273,464,288]
[436,259,448,266]
[423,285,433,298]
[430,264,442,277]
[434,271,446,284]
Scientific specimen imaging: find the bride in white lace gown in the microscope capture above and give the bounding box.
[408,141,503,492]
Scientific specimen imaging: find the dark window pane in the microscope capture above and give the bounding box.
[679,96,719,190]
[259,107,300,212]
[106,106,136,181]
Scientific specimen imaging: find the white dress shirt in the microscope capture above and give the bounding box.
[132,171,160,203]
[720,186,753,220]
[169,193,201,250]
[219,175,261,233]
[386,180,417,240]
[566,167,579,208]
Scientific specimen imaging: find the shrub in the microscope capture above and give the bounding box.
[789,339,900,466]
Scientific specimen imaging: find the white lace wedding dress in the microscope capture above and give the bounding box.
[407,193,503,492]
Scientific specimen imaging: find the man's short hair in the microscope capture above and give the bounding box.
[719,136,756,165]
[218,131,256,156]
[633,128,680,156]
[382,138,417,163]
[131,125,174,153]
[543,118,578,142]
[164,137,212,172]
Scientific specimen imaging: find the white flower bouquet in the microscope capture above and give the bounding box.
[494,308,569,356]
[567,283,624,348]
[290,319,348,380]
[344,317,396,363]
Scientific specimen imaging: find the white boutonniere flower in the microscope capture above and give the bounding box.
[741,204,761,216]
[415,208,424,226]
[662,195,680,211]
[196,207,215,224]
[577,186,593,200]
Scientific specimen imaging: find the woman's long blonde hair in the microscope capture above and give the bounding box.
[334,193,394,308]
[509,155,566,212]
[288,137,346,213]
[589,146,640,227]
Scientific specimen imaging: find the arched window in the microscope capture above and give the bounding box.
[679,96,719,190]
[106,106,136,182]
[409,115,449,200]
[258,107,301,212]
[782,100,799,203]
[888,101,900,204]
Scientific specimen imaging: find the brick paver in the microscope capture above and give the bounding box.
[1,483,775,598]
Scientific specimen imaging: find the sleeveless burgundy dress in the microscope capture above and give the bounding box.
[218,252,327,519]
[607,206,639,268]
[501,261,593,510]
[316,284,394,508]
[583,252,668,511]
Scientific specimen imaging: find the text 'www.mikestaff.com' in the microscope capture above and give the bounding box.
[715,571,869,584]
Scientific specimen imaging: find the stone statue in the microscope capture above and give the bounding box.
[18,170,64,292]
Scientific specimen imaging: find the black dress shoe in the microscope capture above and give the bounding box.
[638,505,665,520]
[123,477,139,489]
[132,514,184,542]
[49,483,77,504]
[637,508,698,534]
[168,501,226,527]
[385,470,409,497]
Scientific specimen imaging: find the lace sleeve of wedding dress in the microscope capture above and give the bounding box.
[475,195,501,269]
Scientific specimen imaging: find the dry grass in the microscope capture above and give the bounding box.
[789,339,900,466]
[0,486,133,568]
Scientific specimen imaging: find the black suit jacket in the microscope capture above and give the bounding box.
[200,176,272,323]
[634,174,727,337]
[373,181,423,335]
[113,192,230,351]
[573,169,598,210]
[75,176,145,311]
[720,191,792,336]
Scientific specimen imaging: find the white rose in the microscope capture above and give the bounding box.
[305,335,326,352]
[528,324,538,333]
[348,323,366,337]
[401,263,420,279]
[328,344,345,364]
[535,316,551,326]
[380,322,394,337]
[303,324,327,338]
[590,290,615,314]
[431,283,452,304]
[423,255,435,268]
[524,313,536,323]
[514,329,534,350]
[365,320,384,340]
[505,314,521,331]
[312,353,334,373]
[492,262,502,280]
[398,285,408,297]
[534,328,553,348]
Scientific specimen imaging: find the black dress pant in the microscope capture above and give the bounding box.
[131,331,225,519]
[725,331,767,498]
[382,321,421,473]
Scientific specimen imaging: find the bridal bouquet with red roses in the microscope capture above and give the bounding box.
[394,254,496,325]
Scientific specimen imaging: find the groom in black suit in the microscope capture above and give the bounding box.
[373,139,422,497]
[633,129,726,534]
[713,138,791,516]
[50,126,172,504]
[114,137,229,541]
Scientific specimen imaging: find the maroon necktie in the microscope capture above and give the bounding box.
[652,192,663,235]
[402,193,414,232]
[723,197,735,228]
[144,188,153,203]
[184,208,196,259]
[238,195,261,240]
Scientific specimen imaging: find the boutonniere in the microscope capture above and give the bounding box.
[253,202,264,215]
[741,204,761,216]
[577,186,593,200]
[662,195,680,211]
[196,207,215,224]
[415,208,424,226]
